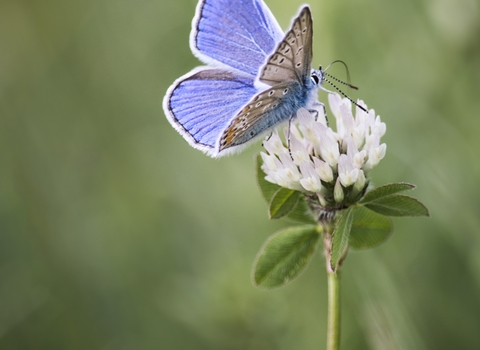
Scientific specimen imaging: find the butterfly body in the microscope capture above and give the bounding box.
[164,1,323,157]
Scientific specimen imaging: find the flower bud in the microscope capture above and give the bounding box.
[334,178,344,203]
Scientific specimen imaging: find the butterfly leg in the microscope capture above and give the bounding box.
[265,132,273,142]
[287,115,294,161]
[308,102,329,126]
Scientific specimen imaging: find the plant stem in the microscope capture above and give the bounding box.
[327,270,340,350]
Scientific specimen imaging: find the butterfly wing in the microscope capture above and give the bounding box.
[191,0,284,77]
[257,6,313,85]
[163,67,259,157]
[219,7,315,151]
[219,81,304,151]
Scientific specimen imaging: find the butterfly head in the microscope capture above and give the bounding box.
[310,68,325,87]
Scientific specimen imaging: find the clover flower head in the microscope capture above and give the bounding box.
[261,93,387,210]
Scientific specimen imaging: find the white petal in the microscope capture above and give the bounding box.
[300,177,322,192]
[328,93,343,119]
[353,150,367,168]
[353,170,366,192]
[373,120,386,138]
[276,168,302,191]
[339,168,359,187]
[297,107,315,126]
[338,104,355,139]
[338,154,350,175]
[300,160,317,178]
[316,126,340,167]
[299,161,322,192]
[260,152,278,172]
[338,154,359,186]
[278,152,301,181]
[313,157,334,182]
[365,143,387,170]
[352,123,366,149]
[355,100,369,125]
[378,143,387,159]
[263,132,285,155]
[289,135,310,165]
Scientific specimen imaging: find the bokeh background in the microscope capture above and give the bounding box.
[2,0,480,348]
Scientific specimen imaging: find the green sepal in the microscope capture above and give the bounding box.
[360,182,416,204]
[349,207,394,249]
[331,207,354,271]
[252,225,321,289]
[269,188,301,219]
[286,196,317,224]
[364,194,429,217]
[255,154,280,203]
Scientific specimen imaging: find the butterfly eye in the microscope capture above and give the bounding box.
[311,74,320,85]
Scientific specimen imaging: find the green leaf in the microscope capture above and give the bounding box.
[331,207,354,271]
[255,154,280,203]
[365,195,430,217]
[286,196,317,224]
[360,182,416,204]
[349,207,394,249]
[269,188,301,219]
[252,225,320,289]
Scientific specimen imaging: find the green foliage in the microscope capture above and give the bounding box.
[252,225,321,289]
[360,182,429,217]
[349,207,394,249]
[286,196,317,224]
[269,188,301,219]
[330,207,354,271]
[364,194,429,217]
[360,183,416,203]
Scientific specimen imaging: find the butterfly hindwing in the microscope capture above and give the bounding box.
[164,67,258,156]
[258,7,313,86]
[219,81,305,150]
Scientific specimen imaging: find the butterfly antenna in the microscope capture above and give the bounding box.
[324,72,359,90]
[323,60,359,90]
[322,76,368,113]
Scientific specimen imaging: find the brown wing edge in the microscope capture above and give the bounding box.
[257,6,313,86]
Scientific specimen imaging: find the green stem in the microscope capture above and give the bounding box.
[327,270,340,350]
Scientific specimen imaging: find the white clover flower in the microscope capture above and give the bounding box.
[261,93,387,209]
[338,154,359,187]
[299,161,323,193]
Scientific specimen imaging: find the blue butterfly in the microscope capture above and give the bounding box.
[163,0,325,158]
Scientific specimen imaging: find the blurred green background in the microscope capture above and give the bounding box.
[1,0,480,348]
